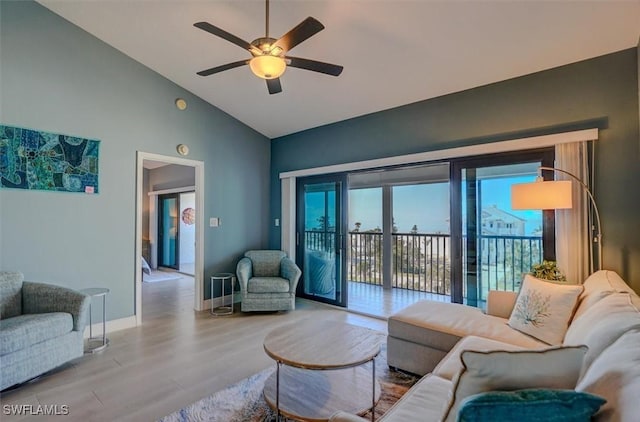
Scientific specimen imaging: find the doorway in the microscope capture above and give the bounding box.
[135,152,205,325]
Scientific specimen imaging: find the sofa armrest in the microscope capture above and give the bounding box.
[236,257,253,293]
[328,411,369,422]
[486,290,518,318]
[281,257,302,293]
[22,281,90,332]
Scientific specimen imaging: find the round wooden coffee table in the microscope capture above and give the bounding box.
[263,320,382,422]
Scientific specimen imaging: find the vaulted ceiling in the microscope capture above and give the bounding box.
[39,1,640,138]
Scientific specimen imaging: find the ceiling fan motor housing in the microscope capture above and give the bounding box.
[251,37,282,56]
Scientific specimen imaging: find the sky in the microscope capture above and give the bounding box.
[305,175,543,235]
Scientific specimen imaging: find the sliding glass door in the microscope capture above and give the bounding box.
[451,149,555,305]
[296,174,348,307]
[158,193,179,270]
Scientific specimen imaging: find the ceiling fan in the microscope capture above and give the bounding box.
[194,0,343,94]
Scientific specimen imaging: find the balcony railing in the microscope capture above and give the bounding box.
[305,230,542,298]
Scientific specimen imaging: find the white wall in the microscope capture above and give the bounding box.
[179,192,196,269]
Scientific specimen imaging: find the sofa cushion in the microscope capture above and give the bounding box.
[247,277,290,293]
[388,300,545,353]
[444,345,588,422]
[573,270,634,320]
[0,271,24,319]
[576,329,640,422]
[507,275,583,345]
[245,250,285,277]
[433,335,528,381]
[563,292,640,373]
[457,389,605,422]
[0,312,73,355]
[378,374,451,421]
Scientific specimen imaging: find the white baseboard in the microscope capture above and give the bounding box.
[83,315,137,339]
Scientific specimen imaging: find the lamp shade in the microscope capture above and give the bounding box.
[511,180,573,210]
[249,55,286,80]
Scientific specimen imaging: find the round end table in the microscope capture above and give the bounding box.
[210,273,236,316]
[80,287,110,353]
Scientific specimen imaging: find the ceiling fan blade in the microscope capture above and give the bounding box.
[197,60,249,76]
[266,78,283,95]
[272,17,324,53]
[287,57,343,76]
[194,22,261,55]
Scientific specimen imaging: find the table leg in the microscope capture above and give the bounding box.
[102,295,106,347]
[276,361,281,422]
[88,302,93,339]
[372,357,376,422]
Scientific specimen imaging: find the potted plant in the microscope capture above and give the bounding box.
[530,260,567,282]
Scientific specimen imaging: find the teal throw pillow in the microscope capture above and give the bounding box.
[457,389,606,422]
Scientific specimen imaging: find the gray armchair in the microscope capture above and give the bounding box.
[0,271,90,390]
[236,250,301,312]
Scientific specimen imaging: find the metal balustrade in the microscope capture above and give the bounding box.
[304,231,542,298]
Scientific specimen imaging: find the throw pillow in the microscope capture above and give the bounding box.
[508,275,583,345]
[443,345,588,422]
[457,389,606,422]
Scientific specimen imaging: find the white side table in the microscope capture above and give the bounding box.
[210,273,235,316]
[81,287,110,353]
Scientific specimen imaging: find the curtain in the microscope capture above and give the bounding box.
[554,142,591,283]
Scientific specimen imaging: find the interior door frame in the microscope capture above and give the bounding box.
[135,152,205,325]
[295,173,349,307]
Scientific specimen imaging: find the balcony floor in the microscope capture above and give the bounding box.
[347,281,450,319]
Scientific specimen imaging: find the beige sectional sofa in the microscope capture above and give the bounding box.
[330,270,640,421]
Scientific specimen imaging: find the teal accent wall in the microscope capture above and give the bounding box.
[0,1,271,320]
[270,48,640,292]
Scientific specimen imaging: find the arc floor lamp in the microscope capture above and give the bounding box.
[511,166,602,271]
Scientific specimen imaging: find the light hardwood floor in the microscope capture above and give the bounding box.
[0,276,386,422]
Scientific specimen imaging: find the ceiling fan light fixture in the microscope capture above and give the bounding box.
[249,55,286,79]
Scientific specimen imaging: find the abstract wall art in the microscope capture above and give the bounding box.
[0,124,100,193]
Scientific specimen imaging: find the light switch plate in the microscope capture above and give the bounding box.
[275,218,280,227]
[209,217,220,227]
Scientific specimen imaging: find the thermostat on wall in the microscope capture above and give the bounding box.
[176,144,189,156]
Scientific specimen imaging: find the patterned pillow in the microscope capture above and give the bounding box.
[508,275,583,345]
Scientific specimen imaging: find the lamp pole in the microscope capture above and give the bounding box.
[539,166,602,271]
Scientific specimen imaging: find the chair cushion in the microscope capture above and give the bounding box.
[245,250,285,277]
[377,374,452,421]
[576,329,640,422]
[0,312,73,355]
[563,293,640,373]
[0,271,24,319]
[573,270,633,320]
[247,277,290,293]
[388,300,546,352]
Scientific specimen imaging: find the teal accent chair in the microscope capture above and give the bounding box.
[236,250,301,312]
[0,271,90,390]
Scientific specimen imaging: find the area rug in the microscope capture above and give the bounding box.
[159,343,418,422]
[143,270,183,283]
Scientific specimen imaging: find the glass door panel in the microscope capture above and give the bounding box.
[158,193,179,270]
[451,150,554,306]
[296,174,347,307]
